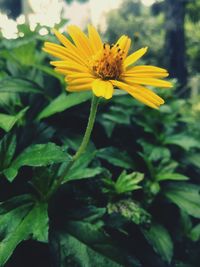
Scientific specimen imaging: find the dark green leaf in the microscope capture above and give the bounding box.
[0,78,43,94]
[0,200,48,266]
[142,223,173,263]
[97,147,134,169]
[37,91,91,120]
[189,223,200,241]
[0,133,16,171]
[187,153,200,169]
[164,134,200,151]
[164,183,200,218]
[4,143,71,181]
[54,220,141,267]
[62,151,103,182]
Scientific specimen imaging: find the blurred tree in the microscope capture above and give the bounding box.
[187,0,200,23]
[104,0,165,67]
[0,0,21,19]
[164,0,188,91]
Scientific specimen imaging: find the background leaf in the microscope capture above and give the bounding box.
[164,183,200,218]
[142,223,173,264]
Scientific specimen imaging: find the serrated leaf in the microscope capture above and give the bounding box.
[0,199,48,266]
[4,143,70,181]
[164,183,200,218]
[142,223,173,264]
[37,91,91,120]
[51,220,141,267]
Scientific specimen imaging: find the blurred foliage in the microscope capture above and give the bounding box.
[0,7,200,267]
[104,0,200,92]
[104,0,165,66]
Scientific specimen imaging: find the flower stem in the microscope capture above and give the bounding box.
[47,95,100,199]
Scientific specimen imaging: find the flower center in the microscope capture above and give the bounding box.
[91,43,124,80]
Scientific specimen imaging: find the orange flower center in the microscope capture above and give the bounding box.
[91,43,124,80]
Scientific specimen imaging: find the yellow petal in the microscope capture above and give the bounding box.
[68,77,95,86]
[54,68,68,75]
[122,72,169,78]
[42,47,67,61]
[67,25,93,57]
[53,28,87,61]
[124,47,148,67]
[67,83,92,92]
[126,65,168,73]
[92,79,113,99]
[125,77,173,88]
[88,24,103,53]
[53,29,76,50]
[67,73,94,79]
[50,60,89,73]
[128,84,164,105]
[124,37,131,58]
[111,80,163,109]
[44,42,86,65]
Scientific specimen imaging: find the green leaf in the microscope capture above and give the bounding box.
[37,91,91,120]
[0,133,16,171]
[65,167,103,182]
[142,223,173,264]
[10,41,37,66]
[189,223,200,241]
[115,171,144,193]
[4,143,71,181]
[52,220,141,267]
[164,134,200,151]
[104,171,144,195]
[0,78,43,94]
[187,153,200,169]
[33,64,64,84]
[156,173,190,182]
[164,183,200,218]
[0,107,29,132]
[149,147,171,162]
[0,199,48,266]
[97,147,134,169]
[62,151,103,182]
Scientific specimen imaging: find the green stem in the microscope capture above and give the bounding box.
[47,95,100,199]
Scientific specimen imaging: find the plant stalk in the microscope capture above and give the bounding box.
[47,95,100,199]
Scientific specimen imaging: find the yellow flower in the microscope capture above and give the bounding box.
[43,25,172,109]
